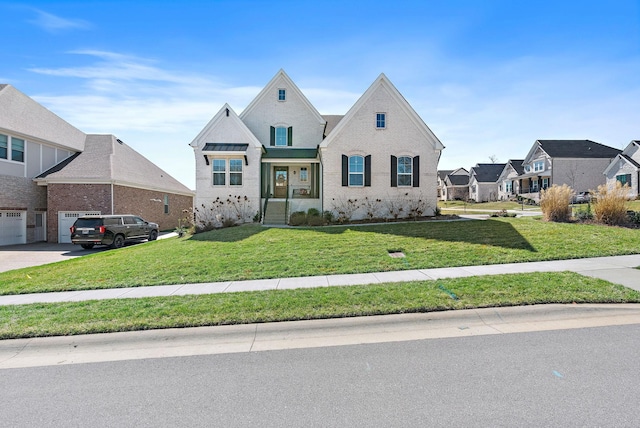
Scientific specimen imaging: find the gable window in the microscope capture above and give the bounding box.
[534,160,544,172]
[342,154,371,187]
[278,89,286,101]
[397,156,413,186]
[376,113,386,129]
[229,159,243,186]
[300,167,308,182]
[11,137,24,162]
[164,195,169,214]
[524,165,531,173]
[213,159,226,185]
[391,155,420,187]
[0,134,7,159]
[617,174,631,186]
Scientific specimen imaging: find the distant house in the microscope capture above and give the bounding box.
[439,168,469,201]
[496,160,524,201]
[603,140,640,199]
[518,140,621,202]
[468,163,505,202]
[190,70,445,225]
[0,84,193,245]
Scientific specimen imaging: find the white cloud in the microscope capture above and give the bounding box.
[28,9,91,33]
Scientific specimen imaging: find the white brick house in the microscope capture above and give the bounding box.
[603,140,640,198]
[190,70,444,225]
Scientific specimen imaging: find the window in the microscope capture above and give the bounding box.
[349,155,364,186]
[505,181,513,193]
[397,156,413,186]
[471,185,477,193]
[0,134,7,159]
[542,178,549,189]
[534,160,544,172]
[164,195,169,214]
[278,89,286,101]
[300,167,308,182]
[213,159,226,185]
[617,174,631,186]
[532,179,539,191]
[524,165,531,173]
[376,113,386,129]
[229,159,243,186]
[275,127,287,146]
[11,137,24,162]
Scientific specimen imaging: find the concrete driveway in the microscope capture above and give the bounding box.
[0,242,102,273]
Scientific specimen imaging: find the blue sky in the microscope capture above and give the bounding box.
[2,0,639,189]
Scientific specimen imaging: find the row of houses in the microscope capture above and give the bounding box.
[438,139,639,203]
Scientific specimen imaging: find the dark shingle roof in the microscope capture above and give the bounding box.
[36,152,81,178]
[322,115,344,137]
[538,140,621,158]
[438,170,453,180]
[447,174,469,186]
[472,163,506,183]
[508,159,525,175]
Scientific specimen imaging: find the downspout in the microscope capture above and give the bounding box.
[111,182,114,214]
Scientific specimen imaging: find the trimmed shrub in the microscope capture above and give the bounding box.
[289,211,307,226]
[307,208,321,217]
[593,182,629,225]
[540,184,573,222]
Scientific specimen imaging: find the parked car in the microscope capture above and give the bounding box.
[70,215,159,249]
[573,191,592,204]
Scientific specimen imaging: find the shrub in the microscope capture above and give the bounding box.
[627,210,640,225]
[323,210,335,224]
[289,211,307,226]
[307,208,321,217]
[307,215,325,226]
[574,205,593,222]
[593,182,629,225]
[540,184,573,222]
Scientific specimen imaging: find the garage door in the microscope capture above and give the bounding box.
[58,211,100,243]
[0,211,27,246]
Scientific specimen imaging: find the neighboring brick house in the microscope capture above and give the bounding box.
[190,70,444,225]
[518,140,621,202]
[439,168,468,201]
[603,140,640,199]
[1,84,193,245]
[468,163,505,202]
[496,160,524,201]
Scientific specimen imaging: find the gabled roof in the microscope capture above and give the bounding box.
[239,69,325,126]
[446,174,469,186]
[470,163,506,183]
[497,160,524,182]
[322,115,344,137]
[525,140,621,162]
[319,73,444,150]
[0,84,86,151]
[621,140,640,156]
[189,104,261,149]
[603,153,640,176]
[37,134,193,195]
[438,170,453,180]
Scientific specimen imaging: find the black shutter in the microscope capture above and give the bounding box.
[364,155,371,187]
[391,155,397,187]
[270,126,275,146]
[413,156,420,187]
[287,127,293,146]
[342,155,348,186]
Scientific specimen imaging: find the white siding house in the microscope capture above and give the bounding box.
[603,140,640,198]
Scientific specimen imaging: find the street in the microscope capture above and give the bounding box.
[1,324,639,427]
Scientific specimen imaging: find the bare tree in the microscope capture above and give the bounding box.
[488,155,499,163]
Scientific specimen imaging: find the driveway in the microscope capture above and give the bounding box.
[0,233,177,273]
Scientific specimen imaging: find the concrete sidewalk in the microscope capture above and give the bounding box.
[1,254,639,306]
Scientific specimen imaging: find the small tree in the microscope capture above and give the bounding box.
[593,181,629,225]
[540,184,573,222]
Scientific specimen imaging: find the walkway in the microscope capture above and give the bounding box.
[1,254,639,306]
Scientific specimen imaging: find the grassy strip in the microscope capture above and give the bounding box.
[1,272,638,339]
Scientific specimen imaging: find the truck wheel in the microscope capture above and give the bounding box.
[149,230,158,241]
[111,234,125,249]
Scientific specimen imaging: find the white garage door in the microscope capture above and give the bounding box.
[58,211,100,243]
[0,211,27,246]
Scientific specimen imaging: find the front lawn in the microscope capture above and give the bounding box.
[1,217,640,295]
[1,272,638,339]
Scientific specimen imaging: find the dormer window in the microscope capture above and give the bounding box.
[278,89,286,101]
[376,113,386,129]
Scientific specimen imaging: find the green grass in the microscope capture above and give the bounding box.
[1,272,638,339]
[2,217,640,295]
[438,200,528,211]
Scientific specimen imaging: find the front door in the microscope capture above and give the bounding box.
[274,167,288,198]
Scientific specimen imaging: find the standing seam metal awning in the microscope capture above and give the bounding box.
[261,147,319,162]
[202,143,249,165]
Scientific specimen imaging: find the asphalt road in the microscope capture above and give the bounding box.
[2,324,638,427]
